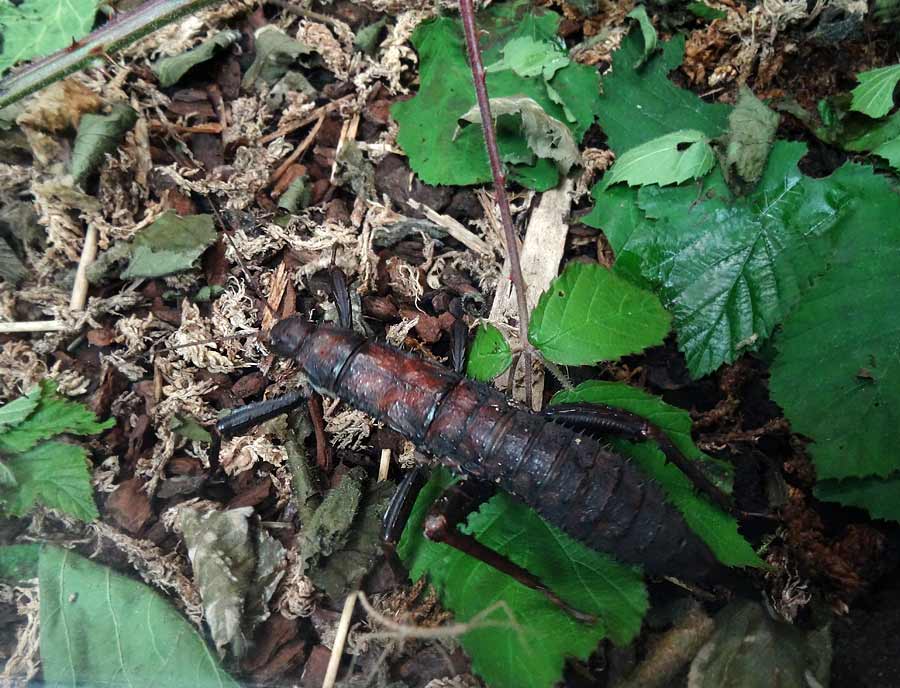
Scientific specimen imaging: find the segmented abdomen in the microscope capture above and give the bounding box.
[291,326,720,582]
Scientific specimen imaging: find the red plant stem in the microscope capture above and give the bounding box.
[458,0,534,407]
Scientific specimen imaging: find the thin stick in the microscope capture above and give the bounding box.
[458,0,533,407]
[0,0,222,108]
[378,449,391,482]
[70,224,98,311]
[267,112,325,189]
[322,591,358,688]
[0,320,66,334]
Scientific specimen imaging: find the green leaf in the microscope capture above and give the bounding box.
[602,130,715,188]
[625,6,658,68]
[850,64,900,119]
[398,469,648,688]
[0,385,41,432]
[528,261,671,366]
[686,2,728,20]
[597,30,731,154]
[393,8,600,188]
[485,35,569,80]
[814,474,900,523]
[0,380,113,454]
[770,164,900,481]
[241,25,312,89]
[0,461,16,488]
[549,382,762,568]
[0,0,100,76]
[720,86,780,188]
[457,96,580,174]
[170,415,212,443]
[591,142,849,377]
[873,137,900,170]
[0,544,40,581]
[121,211,217,279]
[466,324,512,381]
[70,104,138,185]
[152,31,240,88]
[1,442,98,521]
[39,546,240,688]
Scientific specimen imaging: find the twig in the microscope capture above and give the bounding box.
[322,591,358,688]
[258,95,353,145]
[378,449,391,482]
[0,0,223,109]
[0,320,66,334]
[406,199,493,257]
[458,0,533,407]
[265,0,350,32]
[267,112,325,189]
[69,224,98,311]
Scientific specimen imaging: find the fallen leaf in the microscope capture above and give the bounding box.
[121,211,217,279]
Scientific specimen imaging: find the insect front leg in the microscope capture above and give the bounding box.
[209,389,307,470]
[382,468,596,624]
[541,403,736,514]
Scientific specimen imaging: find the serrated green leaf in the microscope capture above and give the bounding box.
[721,86,780,187]
[529,261,670,366]
[0,544,40,581]
[70,104,138,185]
[549,382,762,567]
[1,442,98,521]
[602,130,715,188]
[0,0,100,76]
[121,211,217,279]
[393,7,599,188]
[39,546,240,688]
[626,6,658,68]
[466,324,512,381]
[458,96,580,174]
[590,141,849,377]
[0,381,113,454]
[814,474,900,523]
[0,461,16,488]
[597,29,731,154]
[850,64,900,119]
[0,385,41,432]
[398,469,647,688]
[770,164,900,481]
[152,31,240,88]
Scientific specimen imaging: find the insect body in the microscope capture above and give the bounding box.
[267,315,722,583]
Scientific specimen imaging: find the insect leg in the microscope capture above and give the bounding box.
[450,317,468,375]
[381,465,430,546]
[330,266,353,330]
[210,389,307,470]
[423,479,596,624]
[542,403,736,514]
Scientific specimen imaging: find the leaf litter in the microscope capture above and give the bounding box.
[0,0,898,687]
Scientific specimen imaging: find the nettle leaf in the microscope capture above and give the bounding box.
[70,104,138,185]
[529,261,670,366]
[39,546,239,688]
[686,2,728,20]
[242,25,312,88]
[814,474,900,523]
[770,164,900,481]
[466,324,512,381]
[152,31,240,88]
[0,380,114,454]
[393,7,599,188]
[874,137,900,170]
[0,0,100,76]
[602,130,715,189]
[597,29,731,154]
[720,86,780,187]
[850,64,900,119]
[398,469,648,688]
[550,382,762,568]
[457,96,581,173]
[2,442,98,521]
[0,544,40,582]
[121,211,217,279]
[590,142,849,377]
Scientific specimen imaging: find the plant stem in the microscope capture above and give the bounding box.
[458,0,534,407]
[0,0,222,109]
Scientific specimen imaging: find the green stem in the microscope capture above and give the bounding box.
[0,0,224,109]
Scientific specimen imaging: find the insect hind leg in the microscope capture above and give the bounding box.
[209,389,307,470]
